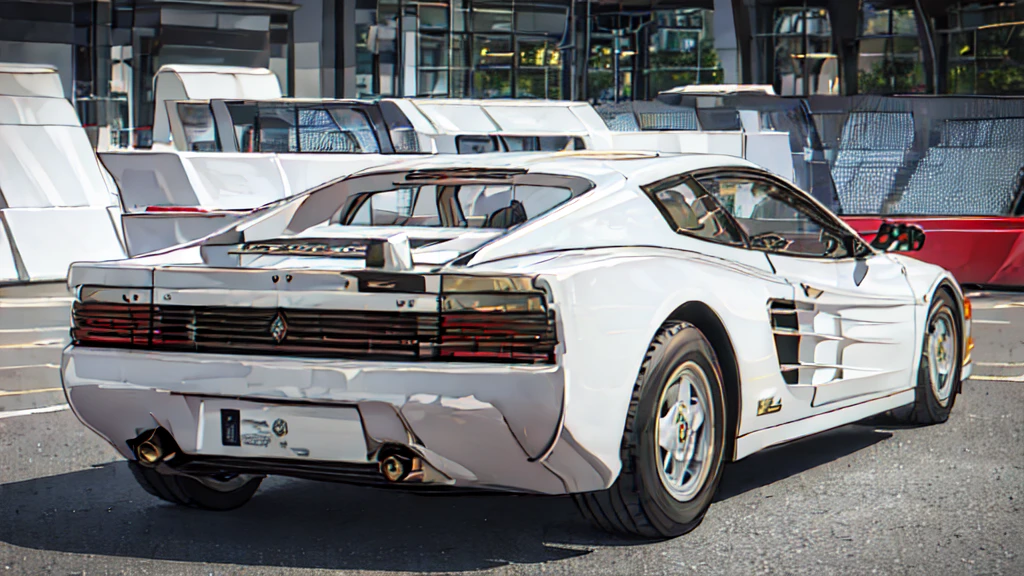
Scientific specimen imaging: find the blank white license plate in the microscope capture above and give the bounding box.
[197,399,368,462]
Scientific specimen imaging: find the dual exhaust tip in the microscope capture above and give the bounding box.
[131,429,436,485]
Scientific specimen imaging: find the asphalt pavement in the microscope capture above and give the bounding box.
[1,286,1021,576]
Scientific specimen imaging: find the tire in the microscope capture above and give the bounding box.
[128,462,263,511]
[892,289,961,425]
[574,321,728,538]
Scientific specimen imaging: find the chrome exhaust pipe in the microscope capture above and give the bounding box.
[138,439,162,464]
[380,453,412,482]
[131,428,178,467]
[376,446,450,484]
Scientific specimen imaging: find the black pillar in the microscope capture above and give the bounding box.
[322,0,337,96]
[731,0,752,84]
[634,13,649,100]
[335,0,356,97]
[828,0,860,96]
[322,0,357,98]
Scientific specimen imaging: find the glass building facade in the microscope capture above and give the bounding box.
[2,0,1023,147]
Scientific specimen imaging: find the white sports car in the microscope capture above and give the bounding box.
[61,151,973,537]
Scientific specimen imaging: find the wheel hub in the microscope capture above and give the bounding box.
[926,309,957,407]
[655,361,714,502]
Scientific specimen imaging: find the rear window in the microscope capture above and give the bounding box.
[344,184,573,228]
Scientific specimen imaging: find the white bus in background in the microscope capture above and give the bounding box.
[0,63,125,285]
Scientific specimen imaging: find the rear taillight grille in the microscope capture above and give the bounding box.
[72,304,555,364]
[440,312,557,363]
[72,302,152,346]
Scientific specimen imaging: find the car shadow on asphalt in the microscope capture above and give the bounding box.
[714,422,893,502]
[0,423,891,572]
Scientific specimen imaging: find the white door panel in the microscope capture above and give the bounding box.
[767,253,918,408]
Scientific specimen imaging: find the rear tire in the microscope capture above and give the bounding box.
[128,462,262,511]
[574,321,727,538]
[892,289,961,425]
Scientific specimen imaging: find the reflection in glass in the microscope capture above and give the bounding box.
[857,4,925,94]
[945,1,1024,95]
[760,5,839,95]
[367,0,568,99]
[518,39,562,99]
[588,36,633,102]
[646,8,723,95]
[474,69,512,98]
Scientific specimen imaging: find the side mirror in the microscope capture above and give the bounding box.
[871,222,925,252]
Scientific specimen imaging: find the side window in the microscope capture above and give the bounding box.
[697,174,852,258]
[456,135,499,154]
[644,177,745,246]
[176,103,220,152]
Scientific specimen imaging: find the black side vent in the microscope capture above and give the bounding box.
[769,300,800,385]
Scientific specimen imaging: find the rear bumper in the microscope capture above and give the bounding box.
[61,346,588,494]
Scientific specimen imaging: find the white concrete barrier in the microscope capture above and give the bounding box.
[0,64,124,284]
[0,219,19,283]
[1,207,125,281]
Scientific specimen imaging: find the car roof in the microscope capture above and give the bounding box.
[356,151,761,186]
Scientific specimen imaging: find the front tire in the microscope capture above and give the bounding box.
[128,462,263,511]
[893,289,961,425]
[575,321,727,538]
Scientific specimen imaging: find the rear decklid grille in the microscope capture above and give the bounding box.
[148,306,440,360]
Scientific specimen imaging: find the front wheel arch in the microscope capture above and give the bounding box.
[933,281,965,395]
[664,301,741,462]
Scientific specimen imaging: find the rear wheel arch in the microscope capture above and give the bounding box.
[664,301,741,461]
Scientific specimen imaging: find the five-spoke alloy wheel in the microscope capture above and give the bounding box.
[894,288,963,425]
[575,321,727,538]
[655,361,715,503]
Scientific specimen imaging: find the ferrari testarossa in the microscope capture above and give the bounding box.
[61,151,972,537]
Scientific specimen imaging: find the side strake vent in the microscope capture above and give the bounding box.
[769,300,800,385]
